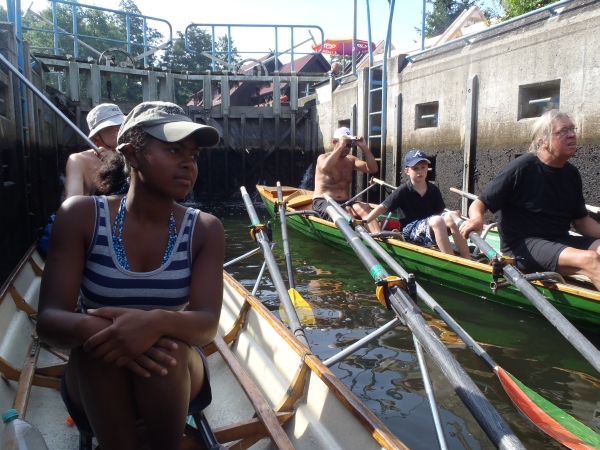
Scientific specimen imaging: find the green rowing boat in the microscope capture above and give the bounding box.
[257,185,600,331]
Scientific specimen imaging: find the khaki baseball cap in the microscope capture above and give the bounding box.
[117,101,220,147]
[87,103,125,138]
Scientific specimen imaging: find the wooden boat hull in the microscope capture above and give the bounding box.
[257,185,600,331]
[0,246,408,449]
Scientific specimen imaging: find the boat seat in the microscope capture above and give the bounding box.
[286,194,313,209]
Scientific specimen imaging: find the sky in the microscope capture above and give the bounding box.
[13,0,498,63]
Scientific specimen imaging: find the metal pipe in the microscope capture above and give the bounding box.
[352,0,357,74]
[0,53,99,151]
[277,183,296,289]
[421,0,426,51]
[345,181,378,204]
[252,261,268,297]
[407,0,574,62]
[240,187,309,348]
[414,335,448,450]
[528,97,559,105]
[324,318,402,367]
[324,196,524,449]
[223,247,262,268]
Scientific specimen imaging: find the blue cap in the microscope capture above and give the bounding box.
[2,409,18,423]
[404,150,431,167]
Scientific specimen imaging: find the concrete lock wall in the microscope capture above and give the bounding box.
[316,0,600,211]
[0,22,62,280]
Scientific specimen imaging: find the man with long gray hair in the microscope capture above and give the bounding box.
[460,110,600,289]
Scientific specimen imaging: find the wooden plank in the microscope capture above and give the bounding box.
[224,114,229,196]
[462,74,478,216]
[181,412,293,449]
[8,285,37,318]
[241,114,246,187]
[13,338,41,419]
[246,109,311,178]
[212,334,294,450]
[147,71,158,101]
[160,73,175,103]
[290,112,296,187]
[0,246,36,304]
[259,115,264,182]
[35,362,66,377]
[286,195,313,209]
[68,61,79,102]
[275,114,280,181]
[87,64,101,107]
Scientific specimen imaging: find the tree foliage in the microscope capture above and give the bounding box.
[163,29,240,104]
[0,5,7,22]
[421,0,480,38]
[10,0,239,104]
[497,0,556,20]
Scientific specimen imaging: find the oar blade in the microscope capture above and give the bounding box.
[279,288,315,325]
[496,367,600,449]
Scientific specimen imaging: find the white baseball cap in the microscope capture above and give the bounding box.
[333,127,355,141]
[87,103,125,138]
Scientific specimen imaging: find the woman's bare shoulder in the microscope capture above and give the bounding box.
[189,209,224,255]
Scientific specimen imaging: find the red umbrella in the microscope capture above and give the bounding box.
[312,36,375,55]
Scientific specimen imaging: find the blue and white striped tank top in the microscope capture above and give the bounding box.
[79,196,199,312]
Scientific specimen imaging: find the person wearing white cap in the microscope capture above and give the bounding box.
[312,126,381,233]
[64,103,125,198]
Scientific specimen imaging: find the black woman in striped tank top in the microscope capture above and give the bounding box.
[38,102,223,450]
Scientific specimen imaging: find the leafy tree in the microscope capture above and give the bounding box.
[163,29,240,104]
[20,0,167,102]
[496,0,556,20]
[0,5,7,21]
[419,0,480,38]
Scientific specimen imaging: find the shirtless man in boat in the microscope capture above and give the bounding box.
[460,110,600,290]
[64,103,125,198]
[312,127,381,233]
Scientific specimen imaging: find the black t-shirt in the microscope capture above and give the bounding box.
[383,181,445,230]
[479,153,588,252]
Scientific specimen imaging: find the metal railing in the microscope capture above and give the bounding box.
[21,0,173,66]
[184,23,324,73]
[406,0,574,62]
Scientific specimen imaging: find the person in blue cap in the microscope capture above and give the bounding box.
[364,150,472,258]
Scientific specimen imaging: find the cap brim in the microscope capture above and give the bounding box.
[88,115,125,138]
[407,158,431,166]
[143,122,220,147]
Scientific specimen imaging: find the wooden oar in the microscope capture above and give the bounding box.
[338,207,600,449]
[324,195,525,450]
[276,183,315,325]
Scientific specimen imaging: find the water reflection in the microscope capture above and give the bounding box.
[204,201,600,449]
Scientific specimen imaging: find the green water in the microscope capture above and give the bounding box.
[209,200,600,450]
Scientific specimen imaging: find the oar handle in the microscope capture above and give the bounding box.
[371,177,397,190]
[450,187,478,201]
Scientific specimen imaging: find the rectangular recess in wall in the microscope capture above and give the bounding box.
[0,69,8,118]
[518,80,561,120]
[415,102,439,129]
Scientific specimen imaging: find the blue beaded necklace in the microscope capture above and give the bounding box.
[112,195,178,270]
